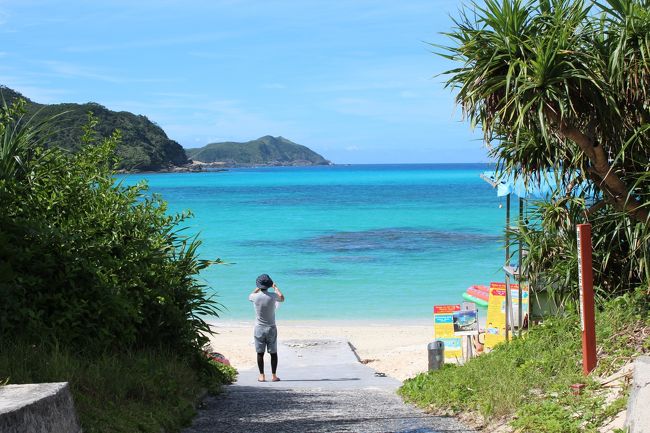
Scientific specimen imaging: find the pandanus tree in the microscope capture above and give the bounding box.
[440,0,650,296]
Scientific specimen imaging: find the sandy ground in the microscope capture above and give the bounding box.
[207,320,434,382]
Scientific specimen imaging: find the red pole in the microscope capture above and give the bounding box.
[577,224,597,374]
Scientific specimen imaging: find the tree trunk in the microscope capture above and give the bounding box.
[545,110,649,224]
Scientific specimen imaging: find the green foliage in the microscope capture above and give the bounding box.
[515,194,649,303]
[512,400,584,433]
[0,85,188,171]
[593,287,650,375]
[439,0,650,299]
[209,360,238,385]
[511,391,629,432]
[399,291,649,430]
[0,101,222,353]
[441,0,650,192]
[0,341,233,433]
[186,135,330,165]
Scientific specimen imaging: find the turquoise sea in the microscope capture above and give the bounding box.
[121,164,507,321]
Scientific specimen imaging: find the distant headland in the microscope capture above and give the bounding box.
[0,85,332,172]
[185,135,332,169]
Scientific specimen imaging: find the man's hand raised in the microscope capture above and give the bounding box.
[272,283,285,302]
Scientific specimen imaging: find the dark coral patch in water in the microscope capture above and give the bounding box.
[329,255,377,263]
[301,228,499,253]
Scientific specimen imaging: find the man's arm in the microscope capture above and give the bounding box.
[249,287,261,301]
[273,284,285,302]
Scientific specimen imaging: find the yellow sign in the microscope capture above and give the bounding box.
[433,305,463,361]
[485,282,529,349]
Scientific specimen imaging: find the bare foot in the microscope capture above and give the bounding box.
[258,374,266,382]
[272,375,281,382]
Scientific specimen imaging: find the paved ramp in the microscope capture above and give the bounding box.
[183,339,475,433]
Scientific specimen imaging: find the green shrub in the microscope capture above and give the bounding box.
[0,101,233,431]
[0,101,221,354]
[209,361,238,385]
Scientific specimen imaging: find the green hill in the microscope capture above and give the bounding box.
[186,136,330,166]
[0,86,188,171]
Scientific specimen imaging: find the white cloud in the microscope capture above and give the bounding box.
[307,80,408,93]
[0,78,69,104]
[111,96,308,147]
[208,102,302,142]
[41,61,121,83]
[37,61,178,85]
[65,32,236,53]
[332,97,383,117]
[150,91,204,99]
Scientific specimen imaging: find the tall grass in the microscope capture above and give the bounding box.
[0,342,228,433]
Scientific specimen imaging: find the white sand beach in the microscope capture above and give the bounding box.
[207,321,435,382]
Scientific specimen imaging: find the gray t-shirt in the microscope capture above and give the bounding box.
[249,290,280,326]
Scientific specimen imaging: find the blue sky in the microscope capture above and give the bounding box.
[0,0,487,164]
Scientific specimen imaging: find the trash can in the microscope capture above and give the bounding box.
[427,340,445,371]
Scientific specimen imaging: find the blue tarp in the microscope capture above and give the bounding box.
[481,171,573,199]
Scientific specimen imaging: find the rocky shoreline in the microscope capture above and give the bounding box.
[118,160,334,174]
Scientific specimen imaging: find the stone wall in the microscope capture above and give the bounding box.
[0,382,81,433]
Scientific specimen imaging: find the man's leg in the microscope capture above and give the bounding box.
[254,325,266,381]
[257,352,265,374]
[268,326,280,381]
[271,353,278,374]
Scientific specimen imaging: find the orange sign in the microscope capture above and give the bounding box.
[434,305,461,314]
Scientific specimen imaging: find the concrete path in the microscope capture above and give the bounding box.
[625,356,650,433]
[183,339,475,433]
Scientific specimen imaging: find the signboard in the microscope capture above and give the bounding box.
[484,284,507,349]
[433,304,463,361]
[453,309,479,335]
[510,283,529,327]
[484,282,529,349]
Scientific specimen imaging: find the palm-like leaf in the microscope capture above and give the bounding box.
[441,0,648,220]
[440,0,650,298]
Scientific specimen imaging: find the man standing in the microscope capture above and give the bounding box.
[249,274,285,382]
